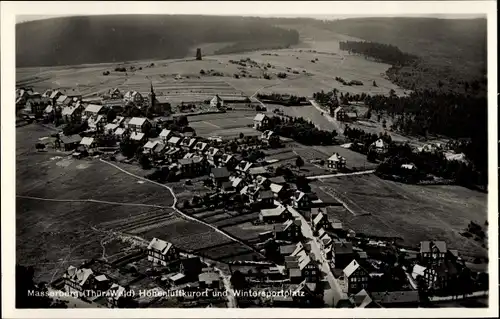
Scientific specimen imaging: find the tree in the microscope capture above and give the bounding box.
[196,48,202,60]
[239,132,244,139]
[230,270,249,291]
[176,115,189,127]
[139,154,151,169]
[107,108,117,123]
[120,139,139,158]
[373,80,378,87]
[16,264,67,308]
[295,156,304,169]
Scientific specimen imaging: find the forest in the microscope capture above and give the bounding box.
[339,41,418,66]
[16,15,300,67]
[263,116,338,146]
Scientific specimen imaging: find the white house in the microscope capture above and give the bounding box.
[147,238,178,266]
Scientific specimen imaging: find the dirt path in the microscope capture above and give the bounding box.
[17,195,166,209]
[99,159,266,259]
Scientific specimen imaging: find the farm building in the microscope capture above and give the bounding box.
[253,113,269,130]
[210,95,224,108]
[58,134,82,151]
[274,218,302,242]
[147,238,179,266]
[127,117,152,134]
[210,167,230,187]
[343,259,370,294]
[259,206,290,223]
[327,153,346,170]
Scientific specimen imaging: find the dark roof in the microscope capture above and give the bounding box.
[60,134,82,144]
[180,257,204,273]
[269,176,286,184]
[259,190,274,199]
[221,181,234,190]
[210,167,230,179]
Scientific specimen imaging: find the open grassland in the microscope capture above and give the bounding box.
[16,124,259,281]
[312,174,488,257]
[188,111,261,138]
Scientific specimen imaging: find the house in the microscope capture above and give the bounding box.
[318,228,333,249]
[88,115,107,132]
[253,113,269,130]
[370,139,388,154]
[240,184,261,203]
[249,166,269,177]
[370,291,420,308]
[331,239,354,269]
[179,257,204,280]
[230,176,246,191]
[198,271,222,290]
[80,137,96,150]
[114,128,128,140]
[210,95,224,108]
[130,132,147,143]
[257,190,274,207]
[259,206,290,223]
[235,160,253,175]
[280,244,298,257]
[274,218,302,242]
[61,102,84,124]
[401,163,417,170]
[143,140,161,154]
[127,117,152,134]
[147,238,178,266]
[123,90,144,106]
[261,130,275,141]
[153,96,172,114]
[106,283,129,308]
[206,147,222,161]
[270,183,287,200]
[104,123,119,134]
[333,106,358,122]
[159,129,173,143]
[180,137,197,150]
[420,241,447,266]
[26,98,50,118]
[331,219,343,232]
[210,167,230,187]
[93,274,111,293]
[255,175,271,189]
[352,289,380,308]
[287,250,319,283]
[194,141,208,154]
[220,154,238,170]
[112,116,126,126]
[343,259,370,293]
[167,136,182,147]
[291,280,323,307]
[327,153,346,170]
[58,134,82,151]
[63,266,95,298]
[56,95,72,107]
[84,104,105,118]
[152,143,167,158]
[178,156,208,177]
[292,191,311,209]
[312,211,330,233]
[221,181,235,194]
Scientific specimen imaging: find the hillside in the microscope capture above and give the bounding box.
[16,15,299,67]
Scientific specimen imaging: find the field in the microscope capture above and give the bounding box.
[312,174,488,257]
[188,111,261,138]
[15,124,259,282]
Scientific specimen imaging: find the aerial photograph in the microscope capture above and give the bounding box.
[14,9,489,309]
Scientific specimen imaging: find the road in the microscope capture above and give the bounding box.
[99,159,266,260]
[286,205,348,307]
[306,169,375,180]
[309,99,344,135]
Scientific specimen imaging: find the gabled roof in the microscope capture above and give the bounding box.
[260,206,287,217]
[129,117,149,126]
[254,113,267,122]
[411,264,427,280]
[328,153,346,162]
[80,137,95,146]
[258,190,274,200]
[106,284,126,301]
[49,90,62,99]
[85,104,104,114]
[313,212,327,227]
[207,147,220,157]
[231,176,244,188]
[236,160,253,172]
[130,132,145,141]
[293,191,307,202]
[195,141,208,150]
[147,238,174,255]
[333,239,353,254]
[343,259,366,278]
[372,139,386,148]
[249,166,267,175]
[60,134,82,144]
[104,123,119,131]
[269,176,286,184]
[270,183,284,194]
[211,167,230,179]
[115,127,126,136]
[160,129,172,138]
[168,136,181,144]
[44,105,53,114]
[144,140,160,149]
[420,241,447,253]
[211,95,223,103]
[56,95,69,103]
[279,244,297,255]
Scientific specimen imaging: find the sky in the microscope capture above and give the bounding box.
[15,13,486,24]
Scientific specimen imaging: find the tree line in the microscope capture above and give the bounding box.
[264,116,338,146]
[339,40,418,66]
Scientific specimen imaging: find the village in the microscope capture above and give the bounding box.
[15,82,489,309]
